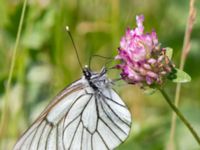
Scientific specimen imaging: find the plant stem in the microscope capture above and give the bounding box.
[0,0,28,138]
[159,88,200,145]
[168,0,197,149]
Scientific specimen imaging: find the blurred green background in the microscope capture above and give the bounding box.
[0,0,200,149]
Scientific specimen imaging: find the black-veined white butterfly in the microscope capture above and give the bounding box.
[13,27,132,150]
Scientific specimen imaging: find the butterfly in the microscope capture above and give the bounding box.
[13,66,132,150]
[13,27,132,150]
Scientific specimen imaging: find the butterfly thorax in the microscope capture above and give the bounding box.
[83,67,111,92]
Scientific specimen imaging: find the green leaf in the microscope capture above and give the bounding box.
[168,68,191,83]
[143,87,157,95]
[165,47,173,60]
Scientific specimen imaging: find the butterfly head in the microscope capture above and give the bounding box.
[83,65,92,80]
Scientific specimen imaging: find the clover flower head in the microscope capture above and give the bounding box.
[116,15,174,87]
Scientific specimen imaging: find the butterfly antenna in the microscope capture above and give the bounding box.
[65,26,83,70]
[89,54,114,70]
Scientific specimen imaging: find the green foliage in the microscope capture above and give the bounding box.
[165,47,173,60]
[168,68,191,83]
[166,47,192,83]
[143,88,157,95]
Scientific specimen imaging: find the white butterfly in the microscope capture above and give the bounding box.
[13,66,132,150]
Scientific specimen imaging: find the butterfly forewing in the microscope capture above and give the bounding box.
[14,73,132,150]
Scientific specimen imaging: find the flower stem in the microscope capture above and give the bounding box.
[168,0,197,149]
[159,88,200,145]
